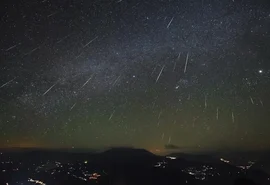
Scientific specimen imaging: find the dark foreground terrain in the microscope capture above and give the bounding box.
[0,148,269,185]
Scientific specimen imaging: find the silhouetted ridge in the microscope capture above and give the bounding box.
[93,147,158,164]
[103,147,154,156]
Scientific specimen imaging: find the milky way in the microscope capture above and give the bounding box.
[0,0,270,151]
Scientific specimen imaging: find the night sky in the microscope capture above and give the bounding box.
[0,0,270,152]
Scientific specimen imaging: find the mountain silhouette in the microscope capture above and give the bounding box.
[91,147,159,164]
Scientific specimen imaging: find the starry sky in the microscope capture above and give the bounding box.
[0,0,270,152]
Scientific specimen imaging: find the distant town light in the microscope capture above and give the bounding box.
[220,158,230,163]
[166,156,177,160]
[89,173,101,180]
[28,178,46,185]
